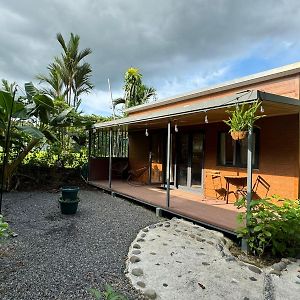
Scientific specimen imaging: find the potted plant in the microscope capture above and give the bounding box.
[59,186,80,214]
[224,100,264,140]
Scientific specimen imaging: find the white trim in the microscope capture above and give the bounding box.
[125,62,300,114]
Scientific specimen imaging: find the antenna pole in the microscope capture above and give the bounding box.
[108,78,115,120]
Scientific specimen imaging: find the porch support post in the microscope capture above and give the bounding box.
[166,121,171,208]
[109,128,112,190]
[242,126,253,253]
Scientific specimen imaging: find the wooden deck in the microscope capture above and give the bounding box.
[89,180,243,234]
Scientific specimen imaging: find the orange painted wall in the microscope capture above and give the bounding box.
[204,114,299,201]
[129,74,300,117]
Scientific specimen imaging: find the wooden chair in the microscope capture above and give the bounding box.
[210,171,227,200]
[111,161,128,179]
[236,175,270,199]
[127,166,149,186]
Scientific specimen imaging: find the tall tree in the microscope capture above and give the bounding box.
[38,33,93,109]
[113,67,156,110]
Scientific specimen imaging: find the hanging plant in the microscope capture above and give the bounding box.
[224,101,265,140]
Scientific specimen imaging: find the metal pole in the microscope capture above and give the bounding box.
[242,127,253,253]
[109,129,112,190]
[108,78,116,120]
[166,121,171,207]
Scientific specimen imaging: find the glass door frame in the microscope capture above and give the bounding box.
[174,130,205,192]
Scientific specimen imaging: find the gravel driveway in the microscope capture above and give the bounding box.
[0,189,161,300]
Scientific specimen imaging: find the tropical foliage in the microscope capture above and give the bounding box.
[113,67,156,110]
[224,100,264,132]
[37,33,93,109]
[90,285,128,300]
[0,81,92,190]
[235,196,300,257]
[0,214,12,240]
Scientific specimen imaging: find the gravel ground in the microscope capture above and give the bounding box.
[0,189,161,300]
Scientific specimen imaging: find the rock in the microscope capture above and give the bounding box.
[196,252,205,256]
[243,297,250,300]
[272,261,287,271]
[249,276,257,281]
[163,243,168,246]
[137,281,146,288]
[149,224,156,229]
[175,229,181,233]
[281,258,291,265]
[189,234,195,238]
[150,252,156,255]
[287,257,297,262]
[130,256,141,263]
[163,283,168,287]
[157,223,163,227]
[216,244,224,251]
[295,281,300,284]
[225,256,236,262]
[196,237,206,242]
[269,269,281,276]
[202,262,210,266]
[133,244,141,249]
[132,249,141,255]
[137,238,145,242]
[297,274,300,279]
[142,228,149,232]
[140,233,146,238]
[220,251,226,257]
[207,240,214,245]
[144,289,157,299]
[132,268,143,276]
[231,278,239,284]
[164,223,170,228]
[248,265,262,274]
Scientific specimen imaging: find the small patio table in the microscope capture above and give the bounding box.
[224,175,247,204]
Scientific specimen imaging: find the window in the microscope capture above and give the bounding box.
[217,130,259,168]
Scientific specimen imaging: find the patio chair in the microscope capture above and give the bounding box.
[236,175,270,199]
[111,161,128,179]
[127,165,149,186]
[210,171,227,200]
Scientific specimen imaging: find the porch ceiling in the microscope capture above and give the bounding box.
[94,90,300,131]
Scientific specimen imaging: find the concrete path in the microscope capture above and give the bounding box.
[125,218,300,300]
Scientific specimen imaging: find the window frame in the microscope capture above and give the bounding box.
[217,129,260,169]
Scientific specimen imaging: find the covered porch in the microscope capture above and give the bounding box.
[88,89,300,233]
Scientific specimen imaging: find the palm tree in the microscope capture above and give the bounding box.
[37,62,65,98]
[56,33,93,108]
[113,67,156,110]
[38,33,93,109]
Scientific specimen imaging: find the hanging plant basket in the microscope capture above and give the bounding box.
[231,131,248,141]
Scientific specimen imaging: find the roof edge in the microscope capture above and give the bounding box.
[125,62,300,114]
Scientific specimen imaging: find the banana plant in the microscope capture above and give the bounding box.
[0,82,76,190]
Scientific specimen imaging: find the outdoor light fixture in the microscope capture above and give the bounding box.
[205,114,208,124]
[260,105,265,113]
[175,124,178,132]
[145,129,149,137]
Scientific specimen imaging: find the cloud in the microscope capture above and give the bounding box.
[1,0,300,115]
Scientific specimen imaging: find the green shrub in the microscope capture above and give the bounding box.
[235,196,300,257]
[90,285,128,300]
[0,215,11,240]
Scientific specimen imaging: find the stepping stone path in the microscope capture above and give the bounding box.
[125,218,300,299]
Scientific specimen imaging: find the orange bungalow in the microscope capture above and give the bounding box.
[88,62,300,234]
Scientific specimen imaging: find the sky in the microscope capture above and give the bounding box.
[1,0,300,116]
